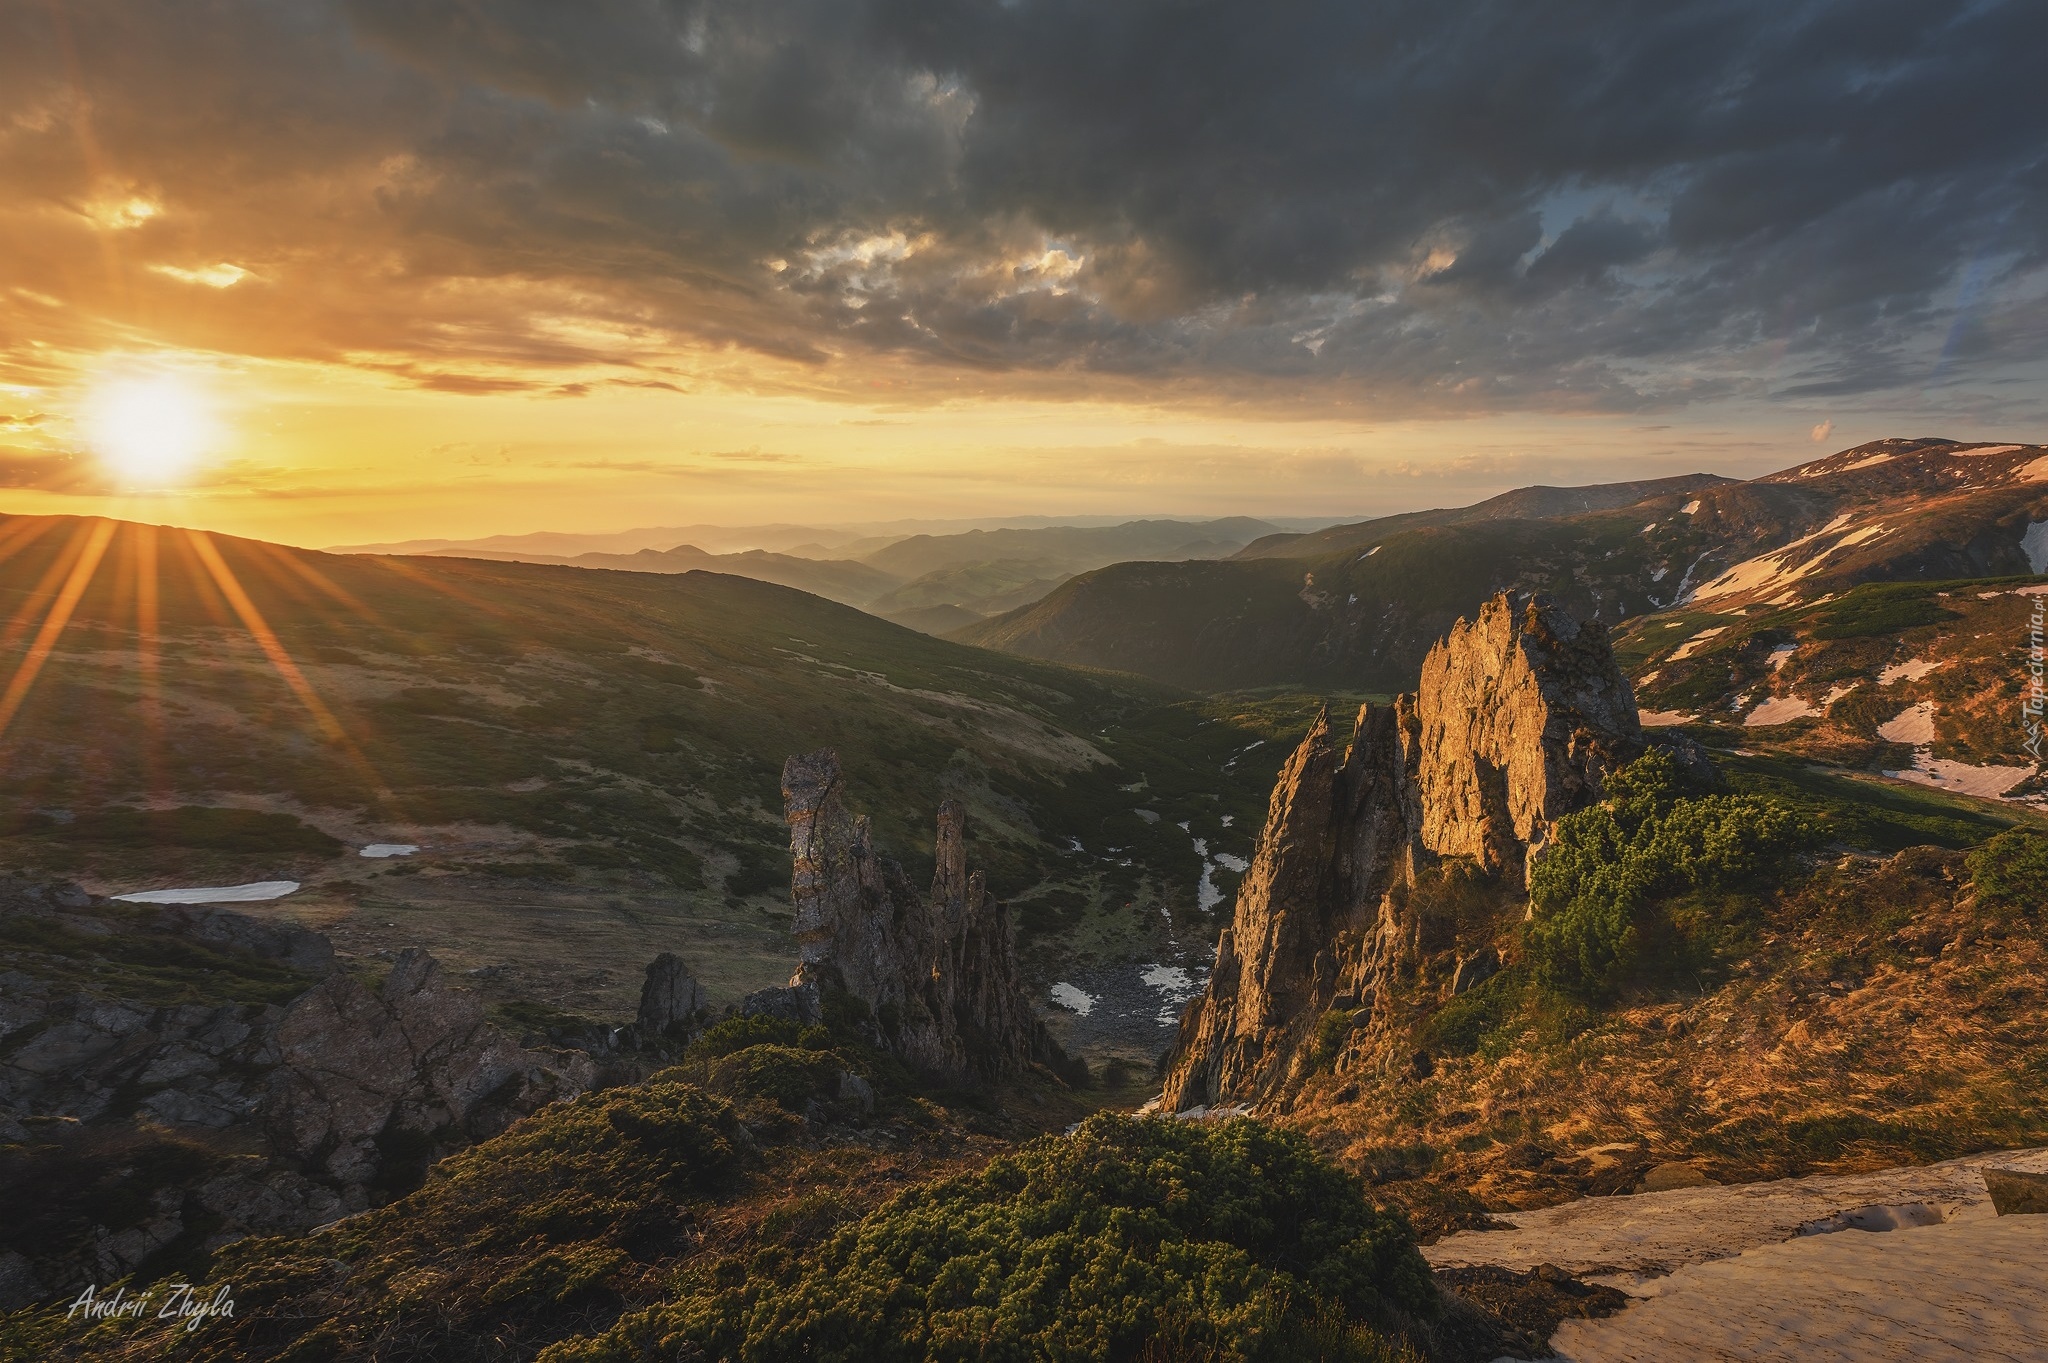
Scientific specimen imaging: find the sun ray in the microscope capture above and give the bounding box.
[369,555,519,622]
[183,530,402,814]
[0,515,58,571]
[1,519,104,654]
[248,540,383,622]
[183,530,346,741]
[0,517,116,744]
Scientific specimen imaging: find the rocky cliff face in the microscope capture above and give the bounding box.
[264,949,596,1186]
[778,749,1053,1083]
[1415,593,1644,873]
[1162,593,1646,1112]
[0,883,596,1304]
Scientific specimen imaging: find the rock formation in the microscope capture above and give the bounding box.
[1414,593,1643,874]
[264,948,596,1186]
[774,749,1054,1083]
[636,952,706,1039]
[1162,593,1649,1111]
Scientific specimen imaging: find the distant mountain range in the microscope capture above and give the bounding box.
[955,438,2048,698]
[332,516,1294,631]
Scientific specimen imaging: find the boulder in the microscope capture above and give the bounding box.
[636,952,706,1038]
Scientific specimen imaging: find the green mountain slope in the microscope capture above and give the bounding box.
[0,515,1283,1016]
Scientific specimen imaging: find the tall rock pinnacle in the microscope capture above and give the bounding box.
[780,750,1053,1083]
[1162,592,1646,1111]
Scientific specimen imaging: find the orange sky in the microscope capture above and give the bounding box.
[2,2,2040,548]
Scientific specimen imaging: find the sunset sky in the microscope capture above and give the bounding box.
[1,0,2043,547]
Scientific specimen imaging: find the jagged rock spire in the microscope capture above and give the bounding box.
[1162,592,1646,1111]
[780,749,1053,1083]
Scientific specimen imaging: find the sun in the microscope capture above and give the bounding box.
[82,372,220,486]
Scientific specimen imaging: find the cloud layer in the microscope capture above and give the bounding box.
[2,0,2044,417]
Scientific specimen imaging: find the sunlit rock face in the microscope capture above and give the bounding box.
[1415,593,1645,874]
[780,749,1052,1083]
[1161,592,1645,1112]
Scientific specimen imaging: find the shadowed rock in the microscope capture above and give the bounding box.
[263,948,595,1186]
[775,749,1053,1083]
[636,952,706,1039]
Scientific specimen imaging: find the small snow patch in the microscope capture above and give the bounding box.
[1681,500,1702,515]
[1958,444,2022,457]
[1638,710,1694,727]
[1049,983,1096,1016]
[1767,644,1798,672]
[1134,809,1160,824]
[1744,696,1814,727]
[1879,659,1941,685]
[1878,702,1937,745]
[1670,627,1728,661]
[359,843,420,859]
[114,880,301,905]
[2022,521,2048,573]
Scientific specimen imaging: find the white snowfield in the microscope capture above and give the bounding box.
[1428,1148,2048,1363]
[111,880,301,904]
[358,843,421,858]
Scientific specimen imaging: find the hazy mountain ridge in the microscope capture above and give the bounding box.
[960,438,2048,695]
[337,516,1289,634]
[1232,473,1738,560]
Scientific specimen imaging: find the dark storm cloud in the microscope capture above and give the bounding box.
[2,0,2043,413]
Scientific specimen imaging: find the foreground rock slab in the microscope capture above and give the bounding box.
[1428,1149,2048,1362]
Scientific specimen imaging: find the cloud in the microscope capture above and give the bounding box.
[0,0,2041,422]
[0,446,106,493]
[1811,419,1835,443]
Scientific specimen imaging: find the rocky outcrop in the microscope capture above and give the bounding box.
[776,749,1054,1083]
[0,885,598,1305]
[636,952,707,1039]
[1414,593,1643,874]
[264,948,595,1185]
[1162,593,1648,1111]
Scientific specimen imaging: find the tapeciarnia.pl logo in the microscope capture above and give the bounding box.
[2026,596,2045,761]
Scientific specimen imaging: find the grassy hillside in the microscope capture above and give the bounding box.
[0,514,1286,1021]
[957,508,1705,692]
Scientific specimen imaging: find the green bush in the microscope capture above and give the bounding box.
[570,1112,1434,1363]
[1967,828,2048,915]
[708,1044,842,1111]
[1527,752,1811,996]
[691,1012,821,1059]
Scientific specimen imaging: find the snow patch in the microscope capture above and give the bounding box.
[1958,444,2022,457]
[1139,963,1204,1024]
[1877,702,1937,744]
[1668,626,1727,661]
[114,880,301,905]
[1637,710,1694,727]
[359,843,419,858]
[1049,982,1096,1016]
[1885,752,2034,799]
[1681,500,1701,515]
[2019,457,2048,484]
[2022,520,2048,573]
[1766,644,1797,672]
[1743,696,1814,727]
[1839,453,1894,471]
[1879,658,1941,685]
[1650,566,1668,582]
